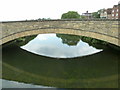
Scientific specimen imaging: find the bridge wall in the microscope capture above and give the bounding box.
[0,20,120,46]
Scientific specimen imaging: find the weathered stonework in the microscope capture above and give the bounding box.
[0,20,120,46]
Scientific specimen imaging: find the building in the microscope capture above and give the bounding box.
[82,11,92,19]
[107,8,113,19]
[111,3,120,19]
[100,1,120,19]
[100,8,112,19]
[100,9,107,18]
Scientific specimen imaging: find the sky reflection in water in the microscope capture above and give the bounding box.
[21,34,102,58]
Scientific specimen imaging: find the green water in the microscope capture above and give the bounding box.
[2,34,120,88]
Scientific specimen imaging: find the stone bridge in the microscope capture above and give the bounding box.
[0,19,120,46]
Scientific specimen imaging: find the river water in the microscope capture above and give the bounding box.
[2,33,119,88]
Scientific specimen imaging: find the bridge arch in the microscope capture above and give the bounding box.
[1,28,119,46]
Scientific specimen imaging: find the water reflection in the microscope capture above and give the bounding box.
[21,34,102,58]
[2,33,119,88]
[2,44,119,88]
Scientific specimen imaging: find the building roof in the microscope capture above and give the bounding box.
[113,5,118,7]
[100,8,112,15]
[82,11,92,15]
[107,8,112,14]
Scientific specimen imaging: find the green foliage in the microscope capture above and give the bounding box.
[61,11,80,19]
[92,12,100,18]
[80,15,86,19]
[56,34,81,46]
[56,34,109,49]
[15,35,37,46]
[92,39,101,44]
[80,36,109,49]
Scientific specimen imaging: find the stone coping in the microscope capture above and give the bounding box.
[1,19,120,23]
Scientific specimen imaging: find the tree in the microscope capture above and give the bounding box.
[61,11,80,19]
[92,12,100,18]
[80,15,86,19]
[56,34,81,46]
[15,35,37,46]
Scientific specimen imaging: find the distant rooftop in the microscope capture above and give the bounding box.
[82,11,92,16]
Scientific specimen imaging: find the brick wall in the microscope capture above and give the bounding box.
[111,5,120,19]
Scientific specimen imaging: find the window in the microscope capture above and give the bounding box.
[104,12,107,14]
[117,9,119,12]
[116,13,118,16]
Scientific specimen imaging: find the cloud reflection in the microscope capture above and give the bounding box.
[21,34,102,58]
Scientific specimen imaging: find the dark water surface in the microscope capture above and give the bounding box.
[2,33,120,88]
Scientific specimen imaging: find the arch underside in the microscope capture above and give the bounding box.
[1,28,120,46]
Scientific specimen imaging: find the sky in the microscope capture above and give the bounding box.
[0,0,119,21]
